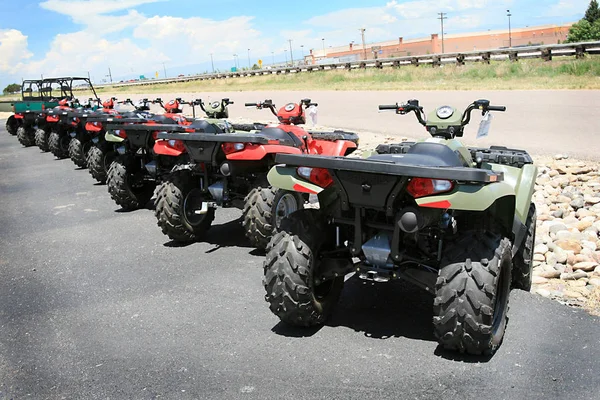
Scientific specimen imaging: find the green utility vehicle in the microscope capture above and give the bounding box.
[7,77,99,149]
[263,99,537,356]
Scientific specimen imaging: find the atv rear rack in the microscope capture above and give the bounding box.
[156,132,297,146]
[275,154,503,183]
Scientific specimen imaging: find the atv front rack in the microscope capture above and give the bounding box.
[275,154,503,183]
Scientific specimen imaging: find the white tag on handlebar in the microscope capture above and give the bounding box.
[476,111,492,139]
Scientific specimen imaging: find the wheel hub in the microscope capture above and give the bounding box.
[274,193,299,228]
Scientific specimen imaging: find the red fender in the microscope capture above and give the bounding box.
[85,121,103,132]
[225,144,302,161]
[153,139,186,156]
[46,115,59,123]
[14,113,24,119]
[308,139,357,156]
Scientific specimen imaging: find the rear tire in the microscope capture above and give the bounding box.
[106,159,154,211]
[263,209,345,326]
[86,145,114,184]
[16,126,35,147]
[154,170,215,242]
[34,128,50,152]
[48,131,70,159]
[242,187,304,250]
[512,203,536,291]
[433,231,512,356]
[68,137,90,168]
[6,116,19,135]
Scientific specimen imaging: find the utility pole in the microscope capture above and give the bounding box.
[300,44,304,63]
[359,28,367,60]
[321,38,325,58]
[271,51,275,65]
[107,67,113,83]
[247,48,251,69]
[438,12,447,53]
[288,39,294,66]
[507,10,512,47]
[210,53,215,73]
[162,63,167,78]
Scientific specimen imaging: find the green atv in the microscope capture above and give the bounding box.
[263,99,537,356]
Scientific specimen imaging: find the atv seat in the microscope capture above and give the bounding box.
[261,127,304,147]
[368,142,465,167]
[151,115,179,124]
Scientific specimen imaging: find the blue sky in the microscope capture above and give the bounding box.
[0,0,589,89]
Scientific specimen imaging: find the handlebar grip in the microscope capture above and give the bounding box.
[378,104,398,110]
[245,102,257,107]
[488,106,506,112]
[308,103,318,107]
[227,101,234,105]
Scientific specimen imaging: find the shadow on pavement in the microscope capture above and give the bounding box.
[162,218,258,252]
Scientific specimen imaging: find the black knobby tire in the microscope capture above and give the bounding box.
[433,231,512,356]
[242,187,304,250]
[68,137,89,168]
[48,131,69,159]
[263,209,345,327]
[6,116,19,135]
[154,171,215,242]
[16,126,35,147]
[106,159,154,211]
[86,145,114,184]
[34,128,50,152]
[512,203,536,291]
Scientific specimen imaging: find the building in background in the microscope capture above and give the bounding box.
[306,24,573,64]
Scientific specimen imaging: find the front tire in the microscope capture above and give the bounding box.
[154,170,215,242]
[242,187,304,250]
[68,137,90,168]
[106,159,154,211]
[263,209,345,327]
[512,203,536,291]
[16,126,35,147]
[433,231,512,356]
[48,131,70,159]
[34,128,50,152]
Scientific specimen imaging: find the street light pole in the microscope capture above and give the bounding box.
[359,28,367,60]
[288,39,294,66]
[300,44,304,63]
[247,48,251,69]
[210,53,215,73]
[271,51,275,65]
[162,63,167,78]
[322,38,325,58]
[507,10,512,47]
[233,54,238,69]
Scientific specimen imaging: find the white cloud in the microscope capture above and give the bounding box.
[39,0,163,20]
[0,29,33,74]
[544,0,589,17]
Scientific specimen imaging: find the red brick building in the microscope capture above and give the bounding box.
[306,24,573,64]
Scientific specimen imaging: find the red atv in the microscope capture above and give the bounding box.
[45,98,83,159]
[102,97,199,210]
[152,98,359,249]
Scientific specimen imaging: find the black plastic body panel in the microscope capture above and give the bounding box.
[275,154,502,183]
[333,170,402,209]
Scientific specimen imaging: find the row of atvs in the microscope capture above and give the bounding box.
[6,96,538,356]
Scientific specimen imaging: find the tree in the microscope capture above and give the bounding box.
[566,1,600,43]
[584,0,600,23]
[2,83,20,95]
[566,18,600,42]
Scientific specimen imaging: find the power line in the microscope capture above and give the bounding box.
[438,12,447,53]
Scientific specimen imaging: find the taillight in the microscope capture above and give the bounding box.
[222,142,245,154]
[167,139,186,152]
[297,167,334,188]
[407,178,454,198]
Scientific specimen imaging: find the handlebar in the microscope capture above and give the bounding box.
[487,105,506,112]
[378,104,398,110]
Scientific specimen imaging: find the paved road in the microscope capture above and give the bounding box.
[124,90,600,160]
[1,127,599,399]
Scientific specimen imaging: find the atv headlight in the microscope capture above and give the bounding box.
[436,106,454,119]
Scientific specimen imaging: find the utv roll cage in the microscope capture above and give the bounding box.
[22,77,99,103]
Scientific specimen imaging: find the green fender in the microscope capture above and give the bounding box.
[267,165,323,194]
[415,182,515,211]
[488,163,537,224]
[105,131,125,143]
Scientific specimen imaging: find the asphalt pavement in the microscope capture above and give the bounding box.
[1,126,599,399]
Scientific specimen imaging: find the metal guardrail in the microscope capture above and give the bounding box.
[92,41,600,90]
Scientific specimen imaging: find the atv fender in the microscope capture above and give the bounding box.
[226,144,302,161]
[154,140,185,156]
[309,139,357,157]
[488,163,537,225]
[105,131,125,143]
[415,182,515,211]
[267,165,323,194]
